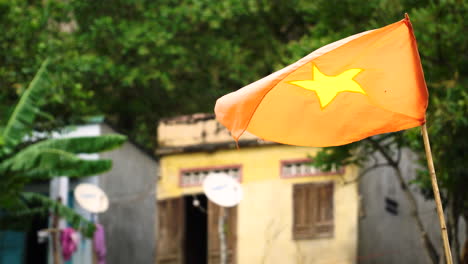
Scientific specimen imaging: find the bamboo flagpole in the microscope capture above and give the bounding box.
[421,123,453,264]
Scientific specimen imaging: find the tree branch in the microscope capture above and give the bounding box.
[341,162,390,185]
[366,137,440,264]
[366,137,398,167]
[396,146,402,165]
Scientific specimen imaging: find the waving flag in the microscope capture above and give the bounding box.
[215,15,428,147]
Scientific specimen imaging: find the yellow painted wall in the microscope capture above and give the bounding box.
[158,145,359,264]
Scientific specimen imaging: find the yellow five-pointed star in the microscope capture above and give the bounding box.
[289,65,366,108]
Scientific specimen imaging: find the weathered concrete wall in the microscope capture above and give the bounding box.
[158,113,259,147]
[358,149,466,263]
[99,125,158,264]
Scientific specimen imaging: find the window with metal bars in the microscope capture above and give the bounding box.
[180,166,241,187]
[281,159,339,178]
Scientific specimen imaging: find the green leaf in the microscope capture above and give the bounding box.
[0,148,113,180]
[0,59,51,151]
[30,134,127,154]
[19,192,96,237]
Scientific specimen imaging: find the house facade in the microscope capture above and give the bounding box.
[47,123,157,264]
[156,114,360,264]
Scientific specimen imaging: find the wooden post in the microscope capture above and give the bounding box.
[52,199,61,264]
[421,123,453,264]
[218,207,227,264]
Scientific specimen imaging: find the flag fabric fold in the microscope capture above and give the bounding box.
[215,16,428,147]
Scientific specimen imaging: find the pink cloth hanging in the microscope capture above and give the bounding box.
[93,224,106,264]
[60,227,78,261]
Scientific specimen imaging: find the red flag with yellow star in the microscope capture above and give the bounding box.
[214,15,428,147]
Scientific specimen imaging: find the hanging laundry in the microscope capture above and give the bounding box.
[93,224,106,264]
[60,227,79,261]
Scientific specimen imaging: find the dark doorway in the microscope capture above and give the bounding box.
[184,194,207,264]
[25,213,48,264]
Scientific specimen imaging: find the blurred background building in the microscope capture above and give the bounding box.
[51,123,158,264]
[0,123,157,264]
[155,113,466,264]
[156,114,359,264]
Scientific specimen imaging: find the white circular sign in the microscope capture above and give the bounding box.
[74,184,109,213]
[203,173,243,207]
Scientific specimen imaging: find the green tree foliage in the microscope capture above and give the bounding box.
[63,0,308,148]
[0,0,465,146]
[0,61,126,237]
[0,0,98,131]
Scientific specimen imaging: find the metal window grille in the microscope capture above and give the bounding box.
[181,167,241,186]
